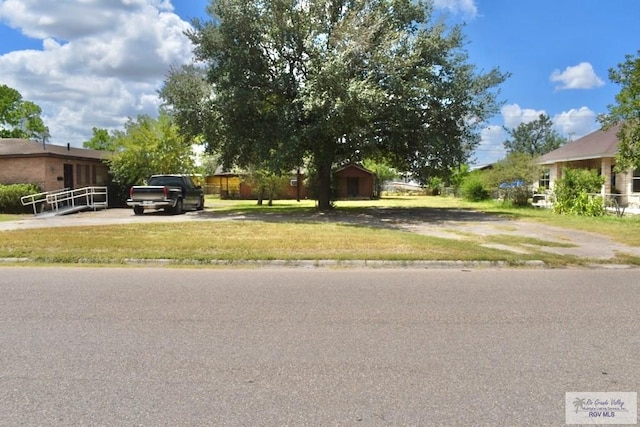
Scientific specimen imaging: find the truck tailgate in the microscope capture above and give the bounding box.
[130,186,168,201]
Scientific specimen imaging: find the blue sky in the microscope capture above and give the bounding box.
[1,0,639,165]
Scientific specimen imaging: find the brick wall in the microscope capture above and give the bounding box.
[0,157,109,193]
[0,157,47,190]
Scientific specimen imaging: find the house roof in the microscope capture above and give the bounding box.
[0,138,110,161]
[537,124,621,165]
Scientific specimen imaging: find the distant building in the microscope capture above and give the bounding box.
[0,138,110,193]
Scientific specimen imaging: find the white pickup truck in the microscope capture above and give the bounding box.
[127,174,205,215]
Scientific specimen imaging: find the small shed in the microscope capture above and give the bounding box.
[0,138,110,192]
[334,164,375,199]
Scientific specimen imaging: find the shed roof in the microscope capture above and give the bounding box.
[537,124,620,165]
[0,138,109,161]
[334,164,374,176]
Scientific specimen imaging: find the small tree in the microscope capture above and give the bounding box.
[448,164,470,197]
[108,111,197,185]
[552,168,605,216]
[460,172,490,202]
[362,159,397,199]
[484,153,541,206]
[245,169,288,206]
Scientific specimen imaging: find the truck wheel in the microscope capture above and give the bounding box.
[173,198,183,215]
[133,206,144,216]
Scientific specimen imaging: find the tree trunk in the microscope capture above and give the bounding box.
[316,161,333,210]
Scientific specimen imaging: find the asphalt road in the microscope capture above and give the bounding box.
[1,267,638,426]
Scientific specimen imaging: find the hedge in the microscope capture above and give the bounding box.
[0,183,41,214]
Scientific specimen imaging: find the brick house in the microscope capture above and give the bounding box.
[0,138,110,193]
[537,124,640,208]
[334,164,375,199]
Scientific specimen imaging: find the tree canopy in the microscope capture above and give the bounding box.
[107,112,198,185]
[83,127,119,151]
[503,114,567,156]
[161,0,508,209]
[0,84,50,141]
[598,50,640,172]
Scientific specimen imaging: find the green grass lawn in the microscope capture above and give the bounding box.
[0,214,24,222]
[0,221,526,264]
[1,195,638,266]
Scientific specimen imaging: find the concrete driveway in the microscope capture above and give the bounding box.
[1,206,640,261]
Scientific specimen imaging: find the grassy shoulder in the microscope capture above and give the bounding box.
[0,214,25,222]
[0,195,638,266]
[211,196,640,247]
[0,221,528,264]
[451,198,640,247]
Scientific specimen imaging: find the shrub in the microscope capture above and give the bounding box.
[460,175,490,202]
[0,183,41,214]
[427,176,443,195]
[553,168,605,216]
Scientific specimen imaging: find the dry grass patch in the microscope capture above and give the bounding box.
[0,220,531,264]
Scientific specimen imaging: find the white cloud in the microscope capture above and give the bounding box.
[474,125,507,165]
[0,0,193,146]
[432,0,478,17]
[501,104,546,129]
[473,104,600,164]
[0,0,175,40]
[550,62,605,90]
[553,107,598,139]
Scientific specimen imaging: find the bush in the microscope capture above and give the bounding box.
[553,168,605,216]
[0,183,41,214]
[484,154,540,206]
[460,175,490,202]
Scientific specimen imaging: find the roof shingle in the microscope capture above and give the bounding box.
[537,124,620,165]
[0,138,109,160]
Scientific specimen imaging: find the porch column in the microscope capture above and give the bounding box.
[601,157,612,195]
[548,163,560,190]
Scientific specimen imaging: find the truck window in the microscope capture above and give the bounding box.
[148,176,183,187]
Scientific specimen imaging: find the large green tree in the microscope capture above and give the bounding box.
[0,84,50,141]
[503,114,567,156]
[108,112,198,185]
[598,50,640,172]
[162,0,507,209]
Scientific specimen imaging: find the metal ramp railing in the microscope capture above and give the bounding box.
[21,188,69,215]
[21,187,108,216]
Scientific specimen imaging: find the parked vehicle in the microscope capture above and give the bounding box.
[127,174,205,215]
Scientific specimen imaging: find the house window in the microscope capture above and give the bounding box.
[76,165,91,185]
[539,169,550,190]
[634,168,640,193]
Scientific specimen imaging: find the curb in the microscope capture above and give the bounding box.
[1,257,548,269]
